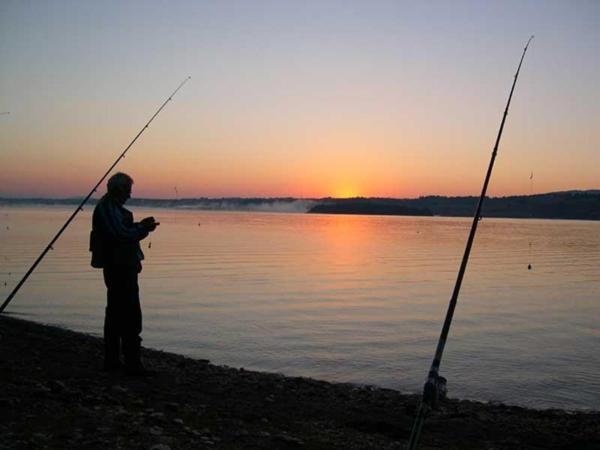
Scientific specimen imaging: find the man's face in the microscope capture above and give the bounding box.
[115,184,132,205]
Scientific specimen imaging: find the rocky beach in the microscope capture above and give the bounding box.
[0,315,598,449]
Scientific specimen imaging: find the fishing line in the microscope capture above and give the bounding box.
[0,77,191,313]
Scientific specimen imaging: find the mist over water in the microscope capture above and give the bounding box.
[1,206,598,410]
[174,199,316,213]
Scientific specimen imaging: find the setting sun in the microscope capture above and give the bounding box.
[332,186,361,199]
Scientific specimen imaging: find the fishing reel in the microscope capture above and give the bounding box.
[423,372,447,409]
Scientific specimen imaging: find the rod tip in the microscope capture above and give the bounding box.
[524,35,534,49]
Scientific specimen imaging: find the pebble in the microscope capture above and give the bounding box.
[276,433,304,445]
[50,380,67,391]
[149,426,163,436]
[159,436,175,446]
[33,384,51,396]
[149,445,171,450]
[111,385,128,393]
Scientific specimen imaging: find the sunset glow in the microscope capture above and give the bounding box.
[0,1,598,199]
[333,187,361,199]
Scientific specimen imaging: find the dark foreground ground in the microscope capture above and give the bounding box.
[0,315,598,450]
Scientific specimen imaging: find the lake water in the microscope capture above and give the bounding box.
[1,205,598,410]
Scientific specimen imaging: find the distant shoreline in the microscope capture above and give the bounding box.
[1,189,599,221]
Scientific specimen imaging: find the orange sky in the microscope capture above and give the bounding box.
[1,2,598,199]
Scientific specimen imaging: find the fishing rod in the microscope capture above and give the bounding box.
[407,36,533,449]
[0,76,191,314]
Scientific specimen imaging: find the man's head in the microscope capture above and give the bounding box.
[107,172,133,205]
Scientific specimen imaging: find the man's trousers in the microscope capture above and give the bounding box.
[102,265,142,370]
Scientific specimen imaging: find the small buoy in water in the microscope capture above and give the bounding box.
[528,264,532,270]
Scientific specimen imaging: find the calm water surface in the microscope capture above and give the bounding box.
[1,206,598,410]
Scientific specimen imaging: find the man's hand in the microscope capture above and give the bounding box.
[141,217,160,232]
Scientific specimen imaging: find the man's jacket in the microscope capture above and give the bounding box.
[90,195,149,269]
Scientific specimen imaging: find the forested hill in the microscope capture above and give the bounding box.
[1,191,598,220]
[307,191,600,220]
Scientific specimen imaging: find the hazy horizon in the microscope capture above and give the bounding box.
[1,188,599,201]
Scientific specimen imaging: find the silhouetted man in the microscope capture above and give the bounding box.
[90,172,158,375]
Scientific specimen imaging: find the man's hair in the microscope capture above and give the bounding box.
[107,172,134,194]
